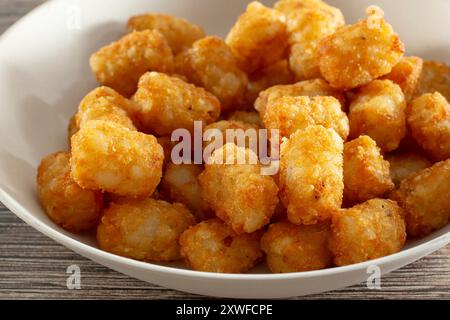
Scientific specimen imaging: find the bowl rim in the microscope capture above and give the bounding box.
[1,0,450,282]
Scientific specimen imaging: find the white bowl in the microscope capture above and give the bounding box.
[0,0,449,299]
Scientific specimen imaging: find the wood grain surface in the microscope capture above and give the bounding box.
[1,0,449,300]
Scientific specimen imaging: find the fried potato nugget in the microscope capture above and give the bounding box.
[387,152,431,187]
[261,220,332,273]
[161,163,213,221]
[198,143,279,233]
[383,56,423,102]
[280,125,344,225]
[343,136,394,205]
[330,199,406,266]
[287,7,344,81]
[318,6,404,90]
[37,152,103,232]
[255,78,345,117]
[132,72,221,135]
[407,92,450,161]
[416,60,450,102]
[263,95,349,140]
[76,87,137,130]
[227,111,262,127]
[90,30,174,97]
[274,0,345,24]
[349,80,406,152]
[97,199,195,262]
[390,159,450,237]
[179,218,263,273]
[246,60,293,105]
[175,36,248,113]
[70,120,164,198]
[226,1,288,74]
[127,13,205,54]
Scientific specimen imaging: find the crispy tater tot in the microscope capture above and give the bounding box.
[161,163,213,221]
[343,136,394,205]
[280,125,344,225]
[263,95,349,140]
[416,60,450,102]
[390,159,450,237]
[349,79,406,152]
[225,1,289,74]
[179,218,263,273]
[175,36,248,113]
[76,87,137,130]
[261,220,332,273]
[387,152,431,187]
[255,78,346,117]
[274,0,345,24]
[383,56,423,102]
[97,199,195,262]
[318,6,404,90]
[246,59,293,105]
[286,7,344,81]
[227,111,262,127]
[407,92,450,161]
[90,30,174,97]
[70,120,164,198]
[329,198,406,266]
[198,143,279,233]
[37,152,103,232]
[132,72,221,135]
[127,13,205,54]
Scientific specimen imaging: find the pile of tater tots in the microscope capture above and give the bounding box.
[37,0,450,273]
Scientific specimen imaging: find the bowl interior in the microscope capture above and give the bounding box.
[0,0,449,275]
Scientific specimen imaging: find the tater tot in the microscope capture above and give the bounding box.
[90,30,174,97]
[161,163,213,221]
[225,1,288,74]
[127,13,205,54]
[255,78,345,117]
[329,199,406,266]
[387,152,431,187]
[132,72,221,135]
[198,143,279,233]
[37,152,103,232]
[175,36,248,113]
[203,120,260,153]
[179,218,263,273]
[416,60,450,102]
[287,7,344,81]
[318,6,404,90]
[246,59,293,105]
[343,136,394,205]
[227,111,262,127]
[76,87,137,130]
[280,125,344,225]
[407,92,450,161]
[261,220,332,273]
[383,56,423,102]
[390,159,450,237]
[70,120,164,198]
[263,95,349,140]
[349,79,406,152]
[274,0,345,24]
[97,199,195,262]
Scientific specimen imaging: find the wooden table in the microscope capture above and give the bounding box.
[1,0,449,300]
